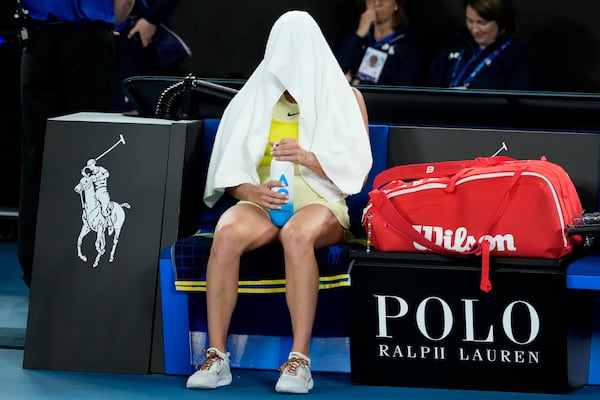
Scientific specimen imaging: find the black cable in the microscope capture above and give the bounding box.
[155,75,239,120]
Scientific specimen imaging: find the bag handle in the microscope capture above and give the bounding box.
[369,166,526,292]
[373,156,515,189]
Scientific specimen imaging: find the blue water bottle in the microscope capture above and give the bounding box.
[269,159,294,227]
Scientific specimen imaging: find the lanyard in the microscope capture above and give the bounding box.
[450,38,513,88]
[368,30,396,48]
[368,29,405,51]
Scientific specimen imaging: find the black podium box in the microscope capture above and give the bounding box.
[349,250,593,393]
[24,112,202,374]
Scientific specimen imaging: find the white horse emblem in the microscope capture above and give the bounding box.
[74,134,130,268]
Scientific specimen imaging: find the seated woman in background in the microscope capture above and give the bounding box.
[427,0,532,90]
[336,0,421,86]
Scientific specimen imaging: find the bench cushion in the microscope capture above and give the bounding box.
[171,232,364,294]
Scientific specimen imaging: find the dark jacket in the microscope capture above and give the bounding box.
[427,31,532,90]
[133,0,181,25]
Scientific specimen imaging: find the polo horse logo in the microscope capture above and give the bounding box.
[74,134,130,267]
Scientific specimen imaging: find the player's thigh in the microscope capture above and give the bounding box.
[214,203,280,251]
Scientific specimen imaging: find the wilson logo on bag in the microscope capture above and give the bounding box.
[411,225,517,253]
[362,156,583,292]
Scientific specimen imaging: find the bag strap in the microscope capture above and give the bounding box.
[373,156,515,189]
[370,190,476,257]
[369,165,526,292]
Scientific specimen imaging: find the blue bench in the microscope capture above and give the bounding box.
[159,119,600,385]
[566,257,600,384]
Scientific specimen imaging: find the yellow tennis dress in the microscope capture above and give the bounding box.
[253,94,350,229]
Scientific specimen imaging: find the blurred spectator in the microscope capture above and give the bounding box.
[336,0,421,86]
[113,0,189,113]
[427,0,532,90]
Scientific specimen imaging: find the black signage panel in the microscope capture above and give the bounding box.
[24,113,201,374]
[349,251,593,393]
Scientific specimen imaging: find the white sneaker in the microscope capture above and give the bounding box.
[275,352,314,394]
[186,347,232,389]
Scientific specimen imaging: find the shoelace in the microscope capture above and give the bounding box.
[194,349,223,371]
[279,357,309,375]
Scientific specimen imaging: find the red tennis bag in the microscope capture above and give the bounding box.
[362,156,584,292]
